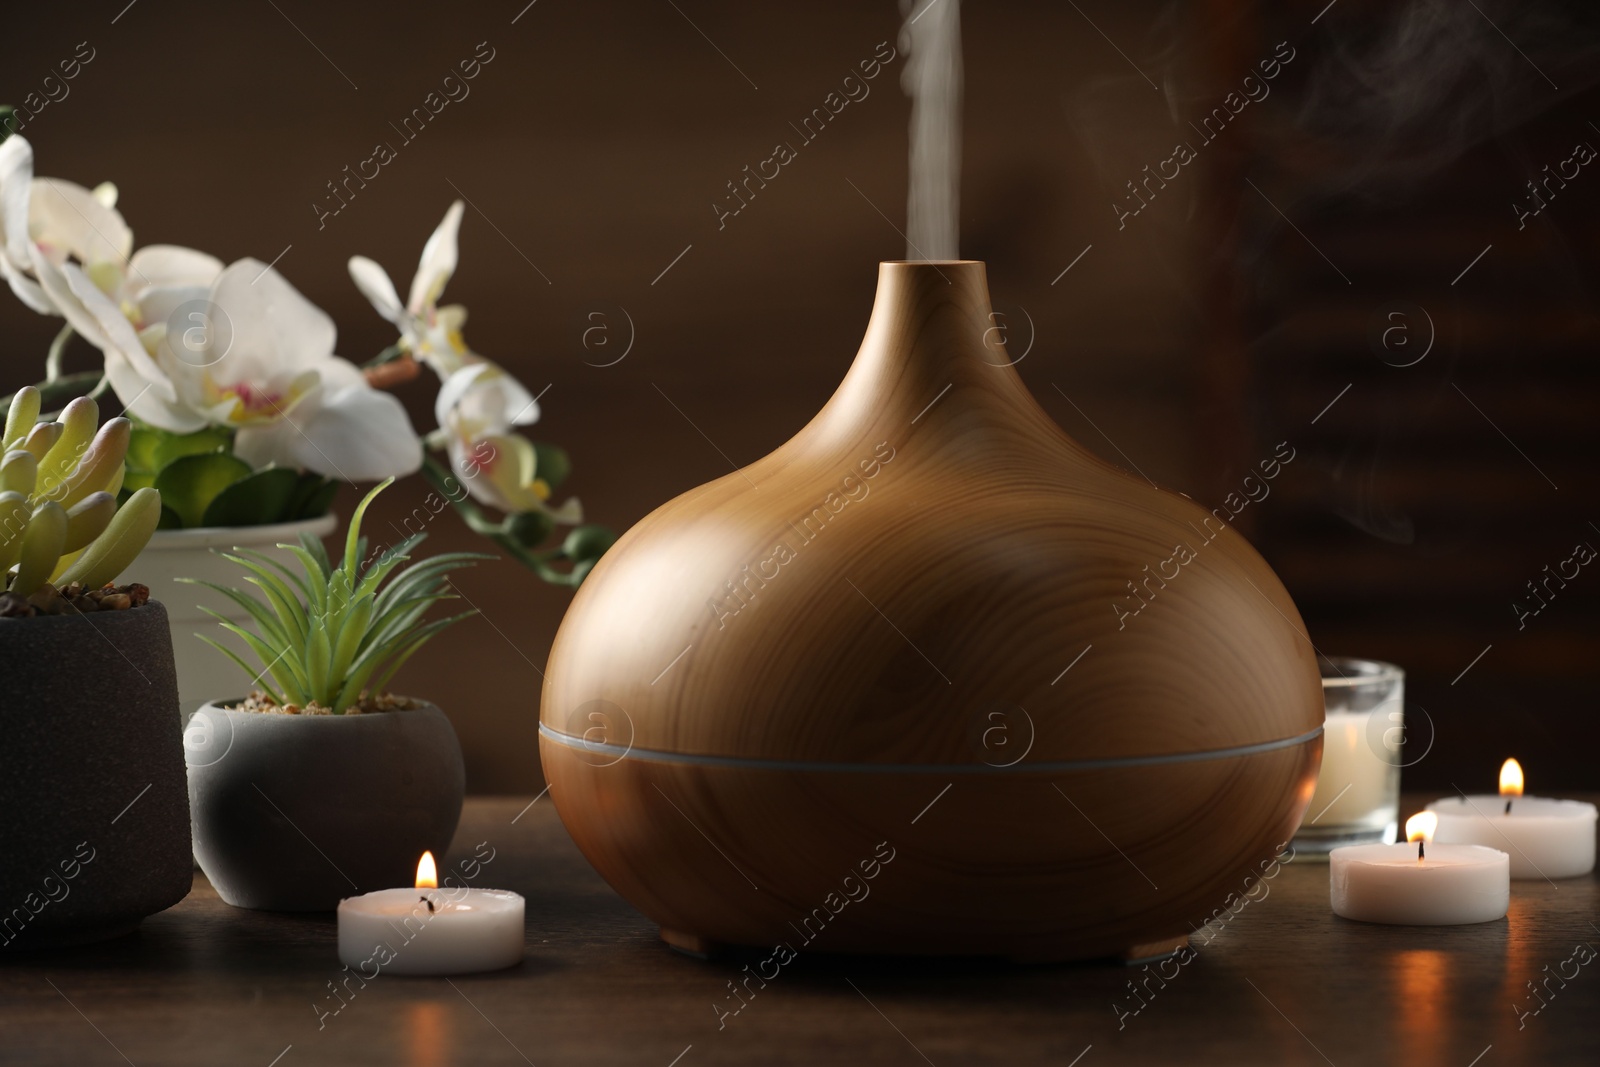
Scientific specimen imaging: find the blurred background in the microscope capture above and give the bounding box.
[2,0,1595,792]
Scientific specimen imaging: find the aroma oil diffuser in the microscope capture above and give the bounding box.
[540,260,1322,962]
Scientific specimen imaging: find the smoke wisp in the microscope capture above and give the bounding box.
[900,0,963,260]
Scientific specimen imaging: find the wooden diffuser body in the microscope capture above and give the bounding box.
[541,261,1322,961]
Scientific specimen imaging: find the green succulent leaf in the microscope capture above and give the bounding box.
[229,547,316,608]
[0,491,32,574]
[213,616,304,704]
[62,492,116,554]
[343,478,394,578]
[196,634,286,707]
[179,578,291,647]
[295,531,333,579]
[1,450,38,496]
[218,552,309,644]
[12,501,66,597]
[191,479,477,712]
[155,452,252,528]
[54,487,162,590]
[2,386,41,451]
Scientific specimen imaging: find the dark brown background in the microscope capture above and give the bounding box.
[3,0,1595,793]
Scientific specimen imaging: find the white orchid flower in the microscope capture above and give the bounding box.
[0,133,133,321]
[79,256,421,481]
[348,200,476,376]
[0,135,230,430]
[187,259,421,480]
[435,362,580,521]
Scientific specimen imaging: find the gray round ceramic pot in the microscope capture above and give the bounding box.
[185,701,465,911]
[0,602,192,950]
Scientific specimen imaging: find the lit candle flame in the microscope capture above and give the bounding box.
[1405,811,1437,863]
[1499,758,1524,797]
[416,850,438,890]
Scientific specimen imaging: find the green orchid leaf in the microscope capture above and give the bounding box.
[122,467,157,493]
[155,452,252,528]
[200,467,302,528]
[151,425,234,473]
[285,472,338,521]
[125,424,165,473]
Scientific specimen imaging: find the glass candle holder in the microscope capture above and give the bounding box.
[1292,657,1404,855]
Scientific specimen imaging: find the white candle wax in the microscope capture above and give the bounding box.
[1426,796,1597,880]
[1330,842,1509,925]
[1303,707,1400,830]
[337,887,524,975]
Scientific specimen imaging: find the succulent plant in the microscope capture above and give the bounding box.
[1,387,161,599]
[185,478,488,713]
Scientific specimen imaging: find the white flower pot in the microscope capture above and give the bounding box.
[130,514,338,717]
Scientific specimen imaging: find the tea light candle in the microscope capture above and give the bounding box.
[1331,812,1509,925]
[337,853,524,975]
[1427,759,1597,880]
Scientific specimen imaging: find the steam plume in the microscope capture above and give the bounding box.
[900,0,963,260]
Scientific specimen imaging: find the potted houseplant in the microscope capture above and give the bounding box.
[0,388,191,948]
[182,479,485,911]
[0,127,612,715]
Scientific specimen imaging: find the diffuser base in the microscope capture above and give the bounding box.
[1116,935,1191,966]
[661,928,720,959]
[661,927,1196,967]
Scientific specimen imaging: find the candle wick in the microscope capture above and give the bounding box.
[1417,839,1425,863]
[1505,799,1513,815]
[421,894,435,914]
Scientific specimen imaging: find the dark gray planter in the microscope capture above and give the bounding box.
[0,602,193,950]
[186,701,464,910]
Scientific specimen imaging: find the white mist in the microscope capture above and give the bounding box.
[901,0,963,260]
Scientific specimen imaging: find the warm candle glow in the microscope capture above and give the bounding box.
[1406,811,1438,864]
[1499,758,1525,797]
[1406,812,1438,844]
[416,851,438,889]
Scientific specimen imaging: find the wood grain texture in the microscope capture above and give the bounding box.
[540,738,1321,960]
[540,260,1324,959]
[1,796,1595,1067]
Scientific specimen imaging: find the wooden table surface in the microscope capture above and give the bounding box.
[3,794,1595,1066]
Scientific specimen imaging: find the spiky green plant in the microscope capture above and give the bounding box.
[183,478,489,713]
[1,387,162,597]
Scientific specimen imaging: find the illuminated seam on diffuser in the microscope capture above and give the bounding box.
[537,723,1323,774]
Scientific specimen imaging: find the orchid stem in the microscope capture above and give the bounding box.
[44,324,74,382]
[0,370,103,423]
[419,451,577,587]
[364,344,406,368]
